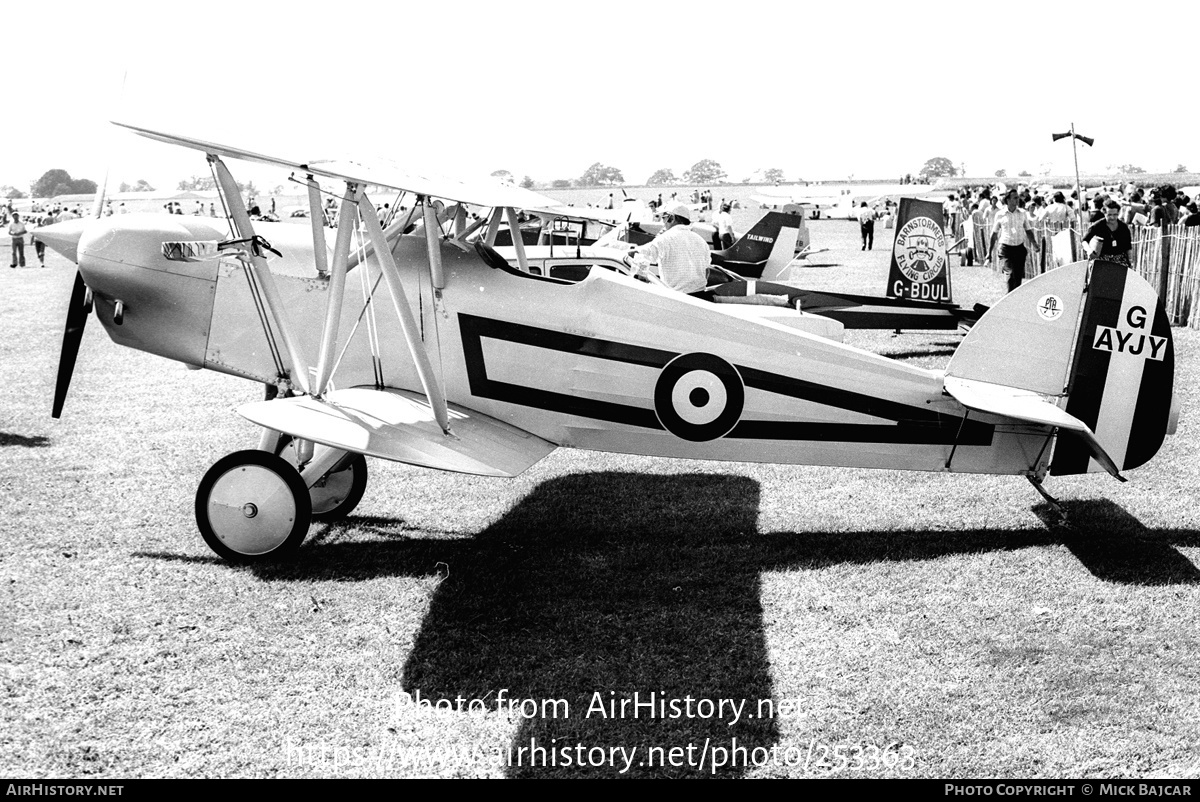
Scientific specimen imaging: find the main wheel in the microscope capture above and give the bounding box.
[277,441,369,522]
[196,450,312,563]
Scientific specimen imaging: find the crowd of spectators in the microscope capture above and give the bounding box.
[2,200,89,226]
[945,180,1199,240]
[4,200,90,268]
[943,180,1200,283]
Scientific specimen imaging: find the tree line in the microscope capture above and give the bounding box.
[495,161,791,191]
[918,156,1179,182]
[13,157,1180,202]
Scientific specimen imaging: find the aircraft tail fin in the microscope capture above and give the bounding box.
[946,261,1176,477]
[887,197,954,304]
[710,212,802,279]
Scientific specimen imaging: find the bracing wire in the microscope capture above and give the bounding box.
[326,202,386,389]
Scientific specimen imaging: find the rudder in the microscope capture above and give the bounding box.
[946,260,1175,478]
[1051,260,1174,475]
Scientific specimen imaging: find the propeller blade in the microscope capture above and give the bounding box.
[52,272,90,419]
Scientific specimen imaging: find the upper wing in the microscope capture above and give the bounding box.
[114,121,561,209]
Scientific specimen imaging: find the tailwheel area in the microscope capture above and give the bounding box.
[196,450,312,563]
[277,440,369,522]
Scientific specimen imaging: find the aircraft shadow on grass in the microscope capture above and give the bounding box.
[134,472,1199,777]
[876,347,958,361]
[873,339,964,362]
[0,432,50,448]
[1041,500,1200,585]
[135,473,1199,776]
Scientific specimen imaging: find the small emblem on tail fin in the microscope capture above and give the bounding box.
[1037,295,1064,321]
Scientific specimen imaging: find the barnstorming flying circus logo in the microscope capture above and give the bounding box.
[888,198,952,302]
[894,217,946,282]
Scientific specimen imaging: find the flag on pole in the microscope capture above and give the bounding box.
[887,197,952,302]
[1052,132,1094,147]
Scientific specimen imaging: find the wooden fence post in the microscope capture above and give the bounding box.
[1159,216,1170,301]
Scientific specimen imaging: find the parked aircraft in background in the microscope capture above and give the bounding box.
[532,209,975,330]
[37,123,1178,564]
[496,211,802,282]
[752,182,946,219]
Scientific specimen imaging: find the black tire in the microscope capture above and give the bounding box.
[196,449,312,563]
[274,439,369,522]
[310,454,368,522]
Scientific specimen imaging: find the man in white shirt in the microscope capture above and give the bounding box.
[713,202,736,249]
[944,194,962,237]
[630,202,711,295]
[8,213,27,268]
[987,189,1038,293]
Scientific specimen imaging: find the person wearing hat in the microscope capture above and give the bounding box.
[8,213,27,268]
[629,202,711,295]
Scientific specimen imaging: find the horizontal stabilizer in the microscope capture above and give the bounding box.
[239,387,556,477]
[943,376,1123,480]
[799,290,972,330]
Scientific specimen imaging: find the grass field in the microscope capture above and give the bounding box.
[1,221,1197,778]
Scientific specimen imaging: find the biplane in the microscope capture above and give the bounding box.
[40,123,1178,563]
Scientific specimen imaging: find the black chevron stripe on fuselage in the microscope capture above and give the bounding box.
[459,314,992,446]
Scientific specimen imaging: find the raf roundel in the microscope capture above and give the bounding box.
[653,353,745,441]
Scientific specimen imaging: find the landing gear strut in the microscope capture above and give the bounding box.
[278,439,368,522]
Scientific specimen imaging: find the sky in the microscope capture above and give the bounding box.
[4,0,1198,194]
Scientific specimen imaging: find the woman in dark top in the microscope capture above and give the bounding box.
[1084,199,1133,266]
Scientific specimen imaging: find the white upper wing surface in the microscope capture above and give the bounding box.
[114,121,561,209]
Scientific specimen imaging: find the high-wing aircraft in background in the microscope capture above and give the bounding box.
[38,123,1178,564]
[752,182,945,219]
